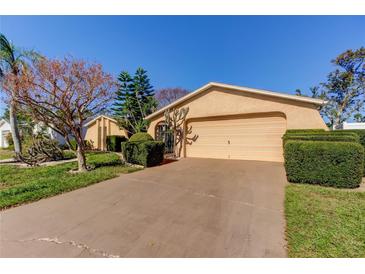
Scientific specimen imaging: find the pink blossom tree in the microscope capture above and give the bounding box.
[2,57,117,171]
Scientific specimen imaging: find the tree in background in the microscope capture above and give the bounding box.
[1,106,35,138]
[112,68,157,135]
[354,113,364,122]
[2,57,116,172]
[0,33,40,157]
[155,87,189,108]
[297,47,365,129]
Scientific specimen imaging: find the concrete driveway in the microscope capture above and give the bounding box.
[0,158,287,257]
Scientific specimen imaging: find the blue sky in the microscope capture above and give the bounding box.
[0,16,364,116]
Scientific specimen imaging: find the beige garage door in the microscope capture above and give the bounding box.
[185,114,286,162]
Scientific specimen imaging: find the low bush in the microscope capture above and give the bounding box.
[285,129,365,175]
[284,141,364,188]
[283,133,360,145]
[285,130,358,137]
[106,135,128,152]
[342,130,365,175]
[341,129,365,146]
[63,150,76,159]
[122,141,164,167]
[129,132,154,142]
[285,129,326,134]
[68,139,93,151]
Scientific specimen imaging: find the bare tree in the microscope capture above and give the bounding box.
[2,57,117,172]
[156,88,189,108]
[164,107,197,157]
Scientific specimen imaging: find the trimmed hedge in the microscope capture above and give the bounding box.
[284,141,364,188]
[341,129,365,147]
[285,129,365,175]
[285,131,359,138]
[106,135,128,152]
[121,141,164,167]
[342,130,365,175]
[282,133,360,145]
[286,129,326,134]
[69,139,93,150]
[129,132,154,142]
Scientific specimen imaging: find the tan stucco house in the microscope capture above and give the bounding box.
[146,82,327,162]
[84,115,128,150]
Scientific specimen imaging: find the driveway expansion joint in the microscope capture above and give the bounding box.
[16,237,120,258]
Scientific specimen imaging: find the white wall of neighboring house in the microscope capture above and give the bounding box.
[33,123,67,145]
[0,119,11,148]
[1,119,88,149]
[342,122,365,130]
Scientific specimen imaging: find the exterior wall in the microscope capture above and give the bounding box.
[147,87,327,157]
[33,123,67,145]
[85,121,99,148]
[84,116,127,150]
[342,122,365,130]
[0,121,11,148]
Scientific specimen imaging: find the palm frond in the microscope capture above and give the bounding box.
[0,33,15,63]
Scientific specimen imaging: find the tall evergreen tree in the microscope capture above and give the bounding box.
[112,71,133,117]
[132,67,157,118]
[112,68,157,135]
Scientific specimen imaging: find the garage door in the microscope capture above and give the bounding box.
[185,114,286,162]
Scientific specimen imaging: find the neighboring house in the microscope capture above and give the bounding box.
[146,82,327,162]
[84,115,128,151]
[342,122,365,130]
[0,119,66,149]
[0,119,11,148]
[1,115,127,151]
[33,122,68,145]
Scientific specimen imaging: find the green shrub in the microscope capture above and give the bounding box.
[69,139,77,150]
[129,132,154,142]
[63,150,76,159]
[341,130,365,174]
[68,139,93,151]
[122,141,164,167]
[282,133,360,145]
[106,135,128,152]
[284,141,364,188]
[286,129,326,134]
[286,130,358,137]
[285,130,365,175]
[5,132,13,146]
[341,129,365,146]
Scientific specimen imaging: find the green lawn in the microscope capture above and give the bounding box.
[0,152,141,210]
[285,184,365,257]
[0,149,14,160]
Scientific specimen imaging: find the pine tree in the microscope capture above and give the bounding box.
[112,68,158,135]
[111,71,133,117]
[132,67,157,118]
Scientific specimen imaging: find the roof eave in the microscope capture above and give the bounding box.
[146,82,325,120]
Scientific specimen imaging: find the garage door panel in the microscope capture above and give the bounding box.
[186,114,286,162]
[191,138,283,146]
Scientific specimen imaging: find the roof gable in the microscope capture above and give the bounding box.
[146,82,326,120]
[0,119,10,127]
[84,115,118,127]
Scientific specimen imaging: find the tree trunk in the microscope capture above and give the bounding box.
[173,130,178,158]
[9,100,22,157]
[76,146,88,172]
[333,117,342,130]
